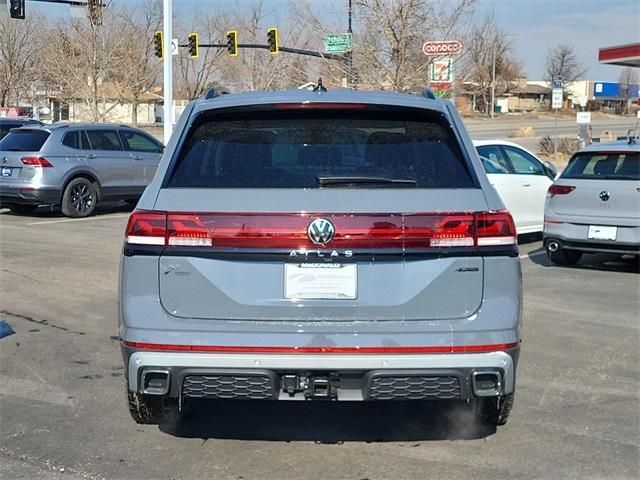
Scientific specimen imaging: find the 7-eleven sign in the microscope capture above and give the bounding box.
[429,57,453,82]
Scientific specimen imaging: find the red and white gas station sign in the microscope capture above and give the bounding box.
[422,40,463,56]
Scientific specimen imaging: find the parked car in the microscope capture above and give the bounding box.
[120,88,522,428]
[474,140,557,234]
[0,123,163,216]
[0,117,43,141]
[543,140,639,265]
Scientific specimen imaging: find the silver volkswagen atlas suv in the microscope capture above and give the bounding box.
[119,87,522,428]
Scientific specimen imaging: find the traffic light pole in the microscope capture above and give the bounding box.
[162,0,173,145]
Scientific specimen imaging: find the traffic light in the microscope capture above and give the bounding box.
[187,33,199,59]
[88,0,102,26]
[226,30,238,57]
[9,0,25,19]
[153,31,164,59]
[267,27,279,55]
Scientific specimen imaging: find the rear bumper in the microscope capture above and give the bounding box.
[123,347,518,401]
[0,185,60,205]
[544,221,640,250]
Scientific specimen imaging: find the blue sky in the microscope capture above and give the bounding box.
[21,0,640,82]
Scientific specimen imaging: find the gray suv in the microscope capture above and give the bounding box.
[119,88,522,429]
[0,124,163,216]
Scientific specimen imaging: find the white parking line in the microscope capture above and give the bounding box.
[26,213,130,226]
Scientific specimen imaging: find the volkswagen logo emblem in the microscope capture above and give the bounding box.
[599,191,610,202]
[307,218,335,245]
[1,157,7,164]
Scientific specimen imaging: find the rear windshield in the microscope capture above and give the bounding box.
[0,123,24,140]
[166,109,475,189]
[0,129,50,152]
[562,151,639,180]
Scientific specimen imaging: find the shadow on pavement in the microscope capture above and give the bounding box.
[0,201,133,218]
[160,399,495,443]
[530,250,639,274]
[517,232,542,245]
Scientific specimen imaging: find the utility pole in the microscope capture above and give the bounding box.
[162,0,173,145]
[490,44,496,118]
[347,0,353,88]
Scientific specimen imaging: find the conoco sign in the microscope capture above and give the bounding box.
[422,40,463,56]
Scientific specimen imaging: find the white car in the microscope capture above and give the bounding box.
[474,140,557,234]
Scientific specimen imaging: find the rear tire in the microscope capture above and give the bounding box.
[6,204,38,214]
[547,248,582,265]
[61,178,98,218]
[126,389,180,425]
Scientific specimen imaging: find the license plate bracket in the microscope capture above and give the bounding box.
[284,263,357,299]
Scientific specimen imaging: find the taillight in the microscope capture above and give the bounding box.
[125,210,516,250]
[125,210,167,245]
[475,211,516,246]
[547,185,575,197]
[21,156,53,167]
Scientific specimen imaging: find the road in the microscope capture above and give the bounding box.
[1,206,639,480]
[464,114,638,140]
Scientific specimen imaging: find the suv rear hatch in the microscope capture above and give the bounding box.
[126,103,516,322]
[0,129,51,182]
[549,150,640,222]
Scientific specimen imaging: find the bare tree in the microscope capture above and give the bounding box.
[219,3,307,91]
[40,4,130,122]
[354,0,473,91]
[174,14,228,100]
[544,44,586,84]
[115,1,162,125]
[0,14,43,107]
[618,67,639,114]
[460,15,522,115]
[293,0,473,91]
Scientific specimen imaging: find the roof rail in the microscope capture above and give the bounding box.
[423,87,436,100]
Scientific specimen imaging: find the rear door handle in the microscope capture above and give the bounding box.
[522,183,531,187]
[85,153,96,159]
[132,155,143,160]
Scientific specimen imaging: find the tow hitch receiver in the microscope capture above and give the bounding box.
[281,373,340,399]
[305,375,339,399]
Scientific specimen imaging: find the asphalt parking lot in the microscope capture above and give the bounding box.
[0,205,638,480]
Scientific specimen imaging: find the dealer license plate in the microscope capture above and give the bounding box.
[284,263,357,299]
[587,225,617,241]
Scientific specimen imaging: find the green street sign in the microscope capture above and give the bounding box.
[324,33,352,53]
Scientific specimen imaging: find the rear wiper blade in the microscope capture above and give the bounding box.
[317,176,417,187]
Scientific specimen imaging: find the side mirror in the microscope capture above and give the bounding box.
[543,160,558,180]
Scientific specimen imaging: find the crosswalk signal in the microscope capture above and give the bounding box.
[188,32,199,59]
[267,28,279,55]
[9,0,25,19]
[226,30,238,57]
[153,31,164,59]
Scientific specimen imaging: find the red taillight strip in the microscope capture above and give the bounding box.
[121,340,519,354]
